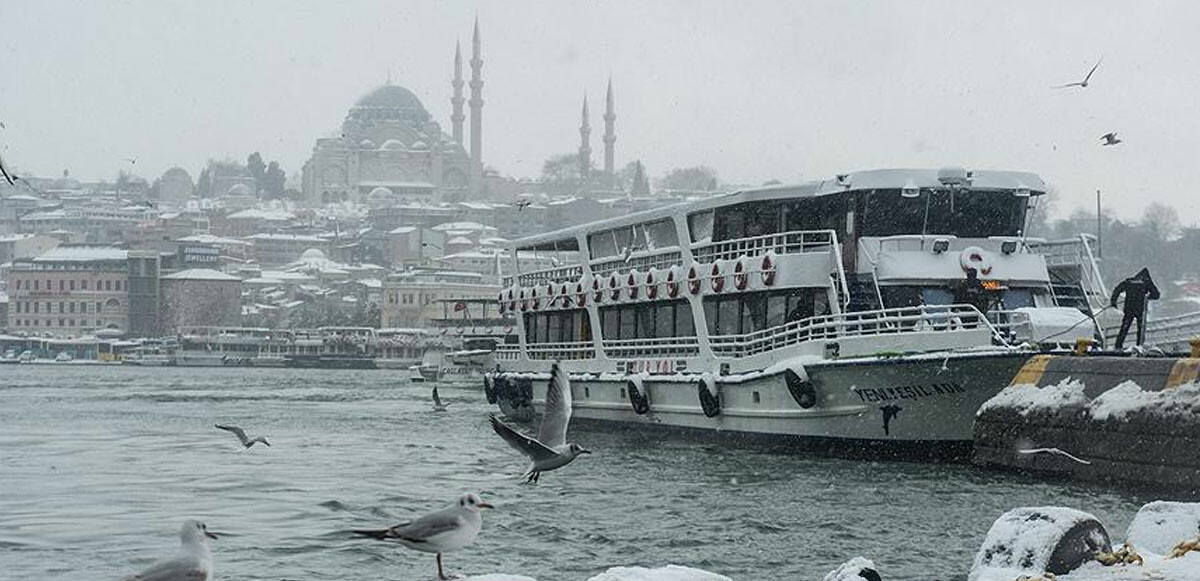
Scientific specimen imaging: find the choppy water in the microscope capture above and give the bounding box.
[0,366,1163,580]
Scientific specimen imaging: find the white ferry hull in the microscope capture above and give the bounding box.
[496,351,1028,457]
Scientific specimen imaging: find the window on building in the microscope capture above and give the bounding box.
[82,280,88,290]
[96,301,102,313]
[70,280,75,291]
[33,302,39,314]
[59,280,64,291]
[33,280,39,291]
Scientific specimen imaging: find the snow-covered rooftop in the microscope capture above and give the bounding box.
[162,268,240,282]
[31,246,128,262]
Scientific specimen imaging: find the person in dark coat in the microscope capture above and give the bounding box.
[1111,267,1160,349]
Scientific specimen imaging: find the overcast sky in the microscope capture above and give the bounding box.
[2,0,1198,220]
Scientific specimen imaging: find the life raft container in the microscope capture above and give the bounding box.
[626,374,650,414]
[697,374,721,417]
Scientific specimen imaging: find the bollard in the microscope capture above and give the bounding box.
[1190,338,1200,358]
[1074,337,1093,355]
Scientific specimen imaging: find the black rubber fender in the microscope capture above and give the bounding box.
[626,375,650,414]
[697,375,721,417]
[784,368,817,409]
[483,373,498,404]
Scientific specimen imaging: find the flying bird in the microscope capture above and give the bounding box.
[1019,447,1092,465]
[1053,57,1102,89]
[353,492,493,581]
[1101,132,1122,146]
[123,157,138,164]
[432,386,449,412]
[490,362,590,483]
[214,424,270,449]
[118,520,217,581]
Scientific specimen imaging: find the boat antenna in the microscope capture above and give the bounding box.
[1096,189,1103,258]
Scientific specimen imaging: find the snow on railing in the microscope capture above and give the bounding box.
[1106,310,1200,350]
[708,304,996,357]
[692,229,835,263]
[591,251,683,278]
[495,343,521,360]
[510,264,585,288]
[602,335,701,359]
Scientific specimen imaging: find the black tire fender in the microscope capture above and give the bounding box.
[483,373,498,404]
[697,374,721,417]
[626,374,650,414]
[784,366,817,409]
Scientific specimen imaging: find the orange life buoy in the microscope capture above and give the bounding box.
[688,264,702,294]
[710,263,725,293]
[498,291,506,313]
[761,253,777,286]
[733,259,749,290]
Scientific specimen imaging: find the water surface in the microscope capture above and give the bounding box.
[0,366,1157,580]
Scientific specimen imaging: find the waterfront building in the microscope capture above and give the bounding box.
[5,246,132,337]
[245,233,331,266]
[380,268,499,328]
[160,268,242,334]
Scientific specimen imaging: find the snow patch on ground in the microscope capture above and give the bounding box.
[1049,551,1200,581]
[977,379,1089,417]
[1090,381,1200,421]
[822,556,877,581]
[462,576,538,581]
[584,565,732,581]
[969,506,1103,581]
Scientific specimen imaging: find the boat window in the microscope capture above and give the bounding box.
[635,304,655,339]
[861,189,1028,238]
[643,219,678,250]
[921,287,954,305]
[547,312,563,343]
[741,294,768,333]
[881,286,923,309]
[588,231,618,260]
[599,301,694,340]
[784,194,845,234]
[766,294,787,328]
[656,302,674,337]
[688,211,714,243]
[675,301,695,337]
[602,307,619,339]
[524,310,590,344]
[619,307,636,339]
[1001,288,1035,310]
[861,190,927,237]
[718,297,740,335]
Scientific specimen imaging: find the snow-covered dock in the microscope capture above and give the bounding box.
[973,354,1200,490]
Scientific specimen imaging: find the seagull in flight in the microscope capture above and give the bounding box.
[1053,57,1102,89]
[118,520,217,581]
[214,424,270,449]
[432,385,449,412]
[1019,447,1092,465]
[123,157,138,164]
[1101,132,1122,146]
[490,362,590,483]
[353,492,494,581]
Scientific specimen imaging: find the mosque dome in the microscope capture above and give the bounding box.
[410,140,429,150]
[347,84,431,126]
[380,139,406,151]
[299,248,327,262]
[227,183,253,196]
[358,139,377,149]
[163,167,191,180]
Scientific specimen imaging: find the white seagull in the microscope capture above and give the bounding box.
[353,492,494,581]
[214,424,270,449]
[490,363,591,483]
[119,520,217,581]
[1101,132,1122,146]
[432,386,449,412]
[1054,57,1102,89]
[1019,447,1092,465]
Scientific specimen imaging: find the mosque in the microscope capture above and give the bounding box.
[300,19,620,208]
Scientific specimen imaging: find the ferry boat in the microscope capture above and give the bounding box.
[487,167,1108,456]
[410,298,517,384]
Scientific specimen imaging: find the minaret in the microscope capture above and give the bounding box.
[451,40,465,146]
[468,18,484,195]
[578,94,592,181]
[603,77,616,184]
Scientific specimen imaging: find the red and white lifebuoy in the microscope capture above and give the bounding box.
[646,270,658,300]
[593,277,603,303]
[710,262,725,293]
[560,283,571,308]
[688,264,702,295]
[959,246,993,276]
[627,271,640,300]
[519,288,529,311]
[609,273,621,301]
[666,268,680,298]
[761,252,777,286]
[532,287,542,310]
[498,291,506,313]
[733,259,749,290]
[576,281,586,306]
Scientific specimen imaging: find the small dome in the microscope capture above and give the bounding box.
[163,167,191,179]
[410,140,428,150]
[227,183,253,196]
[359,139,377,149]
[380,139,405,151]
[354,85,425,110]
[299,248,327,262]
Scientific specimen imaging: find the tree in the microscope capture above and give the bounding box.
[657,165,719,192]
[1142,202,1180,242]
[247,152,266,194]
[263,161,287,198]
[630,160,650,196]
[540,153,582,194]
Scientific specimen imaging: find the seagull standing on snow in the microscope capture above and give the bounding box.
[490,362,591,483]
[1101,132,1122,146]
[214,424,270,449]
[1053,57,1102,89]
[118,520,217,581]
[432,385,449,412]
[353,492,493,581]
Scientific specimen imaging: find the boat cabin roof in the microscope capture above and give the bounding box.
[513,168,1045,250]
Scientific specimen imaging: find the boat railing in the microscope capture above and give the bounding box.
[495,343,521,361]
[509,264,585,288]
[1029,234,1109,313]
[692,229,835,263]
[431,317,513,329]
[591,250,684,278]
[602,335,701,359]
[524,341,594,360]
[1107,310,1200,349]
[708,304,996,357]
